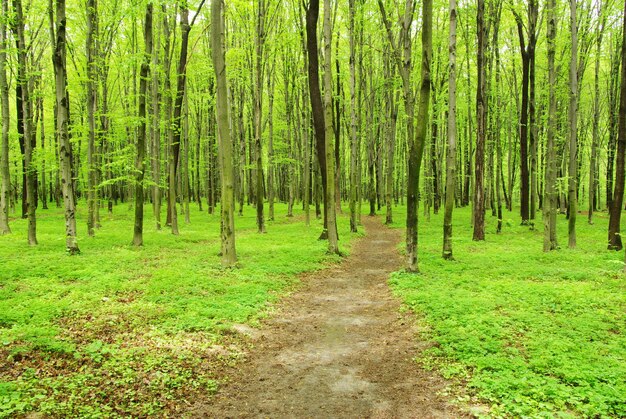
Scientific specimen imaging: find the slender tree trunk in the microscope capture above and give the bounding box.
[86,0,98,237]
[38,97,48,211]
[133,3,153,246]
[514,12,530,224]
[211,0,236,267]
[0,0,11,235]
[528,0,538,226]
[543,0,558,251]
[568,0,577,248]
[268,68,276,221]
[443,0,457,258]
[609,0,626,250]
[323,0,339,254]
[589,9,604,225]
[384,51,397,226]
[52,0,77,252]
[15,0,37,245]
[378,0,420,271]
[473,0,486,241]
[306,0,330,240]
[254,0,266,233]
[152,13,162,229]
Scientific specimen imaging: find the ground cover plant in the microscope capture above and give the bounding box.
[0,203,356,417]
[388,206,626,418]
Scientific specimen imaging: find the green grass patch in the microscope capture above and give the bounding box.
[0,202,357,417]
[387,205,626,418]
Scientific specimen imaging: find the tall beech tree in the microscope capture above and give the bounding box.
[609,0,626,250]
[212,0,236,267]
[379,0,432,272]
[543,0,558,251]
[567,0,577,248]
[443,0,457,258]
[132,3,152,247]
[0,0,10,235]
[473,0,486,241]
[13,0,37,246]
[323,0,339,254]
[305,0,330,240]
[52,0,78,253]
[86,0,98,236]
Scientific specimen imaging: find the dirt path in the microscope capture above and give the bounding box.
[192,217,467,418]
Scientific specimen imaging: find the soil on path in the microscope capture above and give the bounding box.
[192,217,467,418]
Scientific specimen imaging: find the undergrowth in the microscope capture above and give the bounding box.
[0,202,356,417]
[387,206,626,418]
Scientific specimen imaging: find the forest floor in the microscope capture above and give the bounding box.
[192,216,469,418]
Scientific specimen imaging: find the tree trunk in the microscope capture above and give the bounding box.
[609,0,626,250]
[443,0,457,258]
[568,0,577,248]
[323,0,339,254]
[473,0,486,241]
[589,8,604,225]
[0,0,11,235]
[306,0,328,240]
[543,0,558,251]
[133,3,153,246]
[211,0,236,267]
[52,0,77,252]
[152,12,162,229]
[254,0,266,233]
[86,0,98,237]
[514,12,530,224]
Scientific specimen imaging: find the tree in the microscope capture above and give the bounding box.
[86,0,98,237]
[13,0,37,246]
[132,3,153,247]
[212,0,236,267]
[305,0,329,240]
[443,0,457,258]
[322,0,339,254]
[567,0,577,249]
[543,0,558,251]
[51,0,78,253]
[512,1,538,226]
[378,0,432,272]
[611,0,626,250]
[254,0,268,233]
[0,0,10,235]
[169,0,205,235]
[473,0,486,241]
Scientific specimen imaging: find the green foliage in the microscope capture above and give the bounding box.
[0,202,355,417]
[388,206,626,418]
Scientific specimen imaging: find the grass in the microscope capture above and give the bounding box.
[386,204,626,418]
[0,201,358,417]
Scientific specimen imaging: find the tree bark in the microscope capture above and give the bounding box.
[52,0,77,252]
[14,0,37,245]
[212,0,236,267]
[568,0,578,248]
[306,0,329,239]
[543,0,558,251]
[473,0,486,241]
[0,0,11,235]
[323,0,339,254]
[514,11,530,224]
[86,0,98,237]
[443,0,457,258]
[132,3,153,246]
[609,0,626,250]
[589,6,604,225]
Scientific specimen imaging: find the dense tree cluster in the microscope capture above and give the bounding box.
[0,0,625,271]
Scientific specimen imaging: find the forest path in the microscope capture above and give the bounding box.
[192,216,466,418]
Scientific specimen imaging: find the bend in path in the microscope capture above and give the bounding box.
[192,216,467,418]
